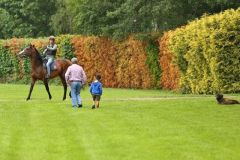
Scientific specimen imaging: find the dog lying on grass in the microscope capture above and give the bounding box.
[216,94,239,105]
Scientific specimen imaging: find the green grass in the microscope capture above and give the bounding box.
[0,84,240,160]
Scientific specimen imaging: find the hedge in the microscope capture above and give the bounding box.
[71,36,155,88]
[163,8,240,94]
[0,35,158,88]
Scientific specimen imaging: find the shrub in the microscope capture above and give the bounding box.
[168,8,240,94]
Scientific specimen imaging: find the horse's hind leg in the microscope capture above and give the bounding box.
[27,79,36,101]
[60,75,67,101]
[44,79,52,100]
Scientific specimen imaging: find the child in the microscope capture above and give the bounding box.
[90,74,103,109]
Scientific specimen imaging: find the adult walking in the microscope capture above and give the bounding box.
[65,58,87,108]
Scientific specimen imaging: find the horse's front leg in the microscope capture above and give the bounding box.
[44,79,52,100]
[27,79,36,101]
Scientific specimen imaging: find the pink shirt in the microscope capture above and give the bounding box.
[65,64,87,84]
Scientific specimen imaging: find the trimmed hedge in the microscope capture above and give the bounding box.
[71,36,153,88]
[165,8,240,94]
[0,35,157,89]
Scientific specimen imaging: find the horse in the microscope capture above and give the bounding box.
[18,44,72,101]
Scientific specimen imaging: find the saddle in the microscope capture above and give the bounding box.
[43,58,57,71]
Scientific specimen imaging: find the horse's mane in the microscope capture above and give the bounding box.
[33,47,43,63]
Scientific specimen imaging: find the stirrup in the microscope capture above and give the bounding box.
[45,74,50,79]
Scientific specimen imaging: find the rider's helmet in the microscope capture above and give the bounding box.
[49,36,55,41]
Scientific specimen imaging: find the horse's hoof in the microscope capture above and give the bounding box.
[26,98,30,101]
[63,97,66,101]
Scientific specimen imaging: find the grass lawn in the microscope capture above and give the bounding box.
[0,84,240,160]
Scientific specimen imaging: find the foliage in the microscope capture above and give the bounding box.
[114,37,152,88]
[71,36,118,87]
[71,36,153,88]
[145,41,161,87]
[0,45,17,82]
[0,0,57,38]
[0,9,15,39]
[0,0,239,39]
[50,0,73,35]
[159,32,180,90]
[51,0,240,39]
[56,35,75,59]
[22,58,31,84]
[1,5,240,94]
[167,8,240,94]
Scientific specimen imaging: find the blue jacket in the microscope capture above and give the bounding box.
[90,81,103,95]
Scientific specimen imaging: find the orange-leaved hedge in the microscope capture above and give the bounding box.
[0,35,157,88]
[71,36,117,87]
[114,37,152,88]
[159,32,180,90]
[71,36,153,88]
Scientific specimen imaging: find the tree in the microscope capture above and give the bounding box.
[50,0,74,35]
[0,0,239,39]
[0,0,57,38]
[0,9,15,39]
[70,0,124,36]
[54,0,239,39]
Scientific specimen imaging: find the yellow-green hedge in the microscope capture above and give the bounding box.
[168,8,240,94]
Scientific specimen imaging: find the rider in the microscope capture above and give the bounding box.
[43,36,57,79]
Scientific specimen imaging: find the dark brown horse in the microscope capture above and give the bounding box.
[18,44,72,101]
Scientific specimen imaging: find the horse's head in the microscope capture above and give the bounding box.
[18,44,36,58]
